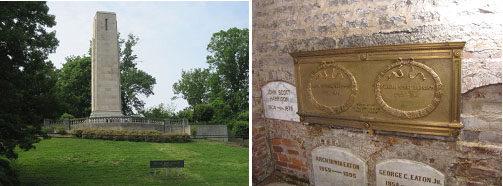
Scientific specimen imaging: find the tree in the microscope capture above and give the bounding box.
[119,34,156,115]
[55,55,91,118]
[56,34,156,117]
[172,68,211,108]
[193,104,214,122]
[206,27,249,113]
[140,103,176,119]
[0,2,59,159]
[172,27,249,124]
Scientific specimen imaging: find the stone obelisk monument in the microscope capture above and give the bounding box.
[90,11,123,118]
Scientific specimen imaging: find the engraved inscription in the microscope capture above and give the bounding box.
[376,159,445,186]
[353,103,381,116]
[375,58,443,119]
[312,146,367,186]
[308,62,357,114]
[262,81,300,121]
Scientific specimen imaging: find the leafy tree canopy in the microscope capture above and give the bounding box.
[119,34,156,116]
[55,55,91,118]
[55,33,156,117]
[172,68,211,108]
[0,1,59,159]
[173,27,249,122]
[140,103,176,119]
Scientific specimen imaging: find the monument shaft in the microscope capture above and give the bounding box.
[90,11,123,117]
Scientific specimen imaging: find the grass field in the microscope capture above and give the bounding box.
[12,138,248,186]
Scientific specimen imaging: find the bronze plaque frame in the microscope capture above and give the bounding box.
[290,42,464,137]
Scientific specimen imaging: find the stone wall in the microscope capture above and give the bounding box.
[191,125,229,142]
[252,0,501,185]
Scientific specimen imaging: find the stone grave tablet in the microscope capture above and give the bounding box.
[376,159,444,186]
[261,81,300,122]
[312,146,367,186]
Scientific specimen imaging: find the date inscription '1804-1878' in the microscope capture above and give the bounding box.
[290,42,465,137]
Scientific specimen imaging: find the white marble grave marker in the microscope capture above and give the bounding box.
[376,159,444,186]
[261,81,300,122]
[312,146,367,186]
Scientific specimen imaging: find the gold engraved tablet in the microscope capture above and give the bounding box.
[291,42,464,137]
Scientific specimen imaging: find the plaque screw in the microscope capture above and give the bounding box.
[360,54,367,61]
[454,50,461,58]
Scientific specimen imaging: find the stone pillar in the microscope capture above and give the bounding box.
[90,11,123,118]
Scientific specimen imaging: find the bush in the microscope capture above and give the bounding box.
[237,111,248,121]
[190,126,198,137]
[210,99,232,124]
[42,126,56,134]
[232,121,248,138]
[59,113,75,120]
[0,158,19,186]
[71,129,83,138]
[70,129,191,143]
[56,127,67,135]
[193,104,214,122]
[177,109,193,121]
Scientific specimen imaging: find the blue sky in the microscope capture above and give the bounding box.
[47,1,249,112]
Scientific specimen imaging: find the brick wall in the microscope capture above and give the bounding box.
[252,0,501,185]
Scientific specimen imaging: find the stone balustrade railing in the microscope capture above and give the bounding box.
[44,117,189,127]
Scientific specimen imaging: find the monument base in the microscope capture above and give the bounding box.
[90,110,123,118]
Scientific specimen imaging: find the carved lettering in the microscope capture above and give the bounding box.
[262,82,299,121]
[376,159,444,186]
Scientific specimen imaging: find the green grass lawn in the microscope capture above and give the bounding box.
[12,138,248,186]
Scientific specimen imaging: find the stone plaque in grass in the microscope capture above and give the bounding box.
[312,146,367,186]
[376,159,444,186]
[261,81,300,122]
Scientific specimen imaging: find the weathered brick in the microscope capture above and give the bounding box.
[273,145,283,152]
[279,153,289,162]
[272,139,282,145]
[287,149,299,155]
[282,139,296,147]
[461,130,480,142]
[277,161,288,168]
[479,131,501,144]
[470,167,500,178]
[288,163,301,170]
[292,157,305,167]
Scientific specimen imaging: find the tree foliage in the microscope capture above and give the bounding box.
[172,68,211,108]
[55,55,91,117]
[193,104,214,122]
[140,103,176,119]
[0,2,59,159]
[173,27,249,124]
[206,27,249,112]
[55,34,156,117]
[119,34,156,116]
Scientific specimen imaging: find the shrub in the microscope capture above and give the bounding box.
[210,99,232,124]
[42,126,56,134]
[0,158,19,186]
[193,104,214,122]
[59,113,75,120]
[190,126,198,137]
[56,127,67,135]
[70,129,191,143]
[237,111,248,121]
[232,121,248,138]
[71,129,83,138]
[177,109,193,121]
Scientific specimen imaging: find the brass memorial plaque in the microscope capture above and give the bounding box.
[290,42,464,137]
